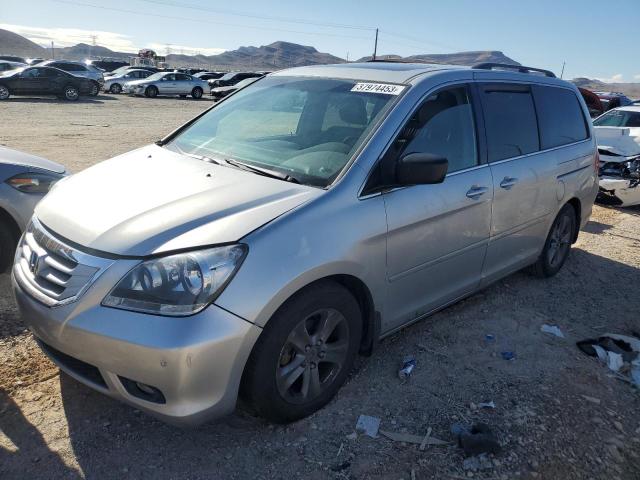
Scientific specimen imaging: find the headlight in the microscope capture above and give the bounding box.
[6,171,62,194]
[102,245,247,316]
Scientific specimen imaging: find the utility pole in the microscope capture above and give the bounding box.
[372,28,378,61]
[51,41,55,59]
[560,61,566,79]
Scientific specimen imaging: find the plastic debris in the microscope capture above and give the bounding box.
[458,423,502,456]
[541,324,565,338]
[577,333,640,384]
[379,429,450,446]
[500,351,515,361]
[477,401,496,409]
[355,415,380,438]
[398,356,416,379]
[485,334,496,344]
[607,352,624,372]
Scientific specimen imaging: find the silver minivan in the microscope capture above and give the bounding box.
[12,62,598,425]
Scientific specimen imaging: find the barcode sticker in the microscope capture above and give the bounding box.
[351,83,405,95]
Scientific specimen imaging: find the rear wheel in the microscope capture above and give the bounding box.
[63,85,79,101]
[242,281,362,423]
[145,85,158,98]
[532,204,576,277]
[0,84,10,100]
[110,83,122,94]
[191,87,203,99]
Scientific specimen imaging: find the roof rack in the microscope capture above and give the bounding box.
[472,62,556,78]
[365,58,452,66]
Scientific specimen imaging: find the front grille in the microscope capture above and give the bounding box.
[13,218,114,307]
[37,339,107,388]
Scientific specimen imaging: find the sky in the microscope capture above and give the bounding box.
[1,0,638,82]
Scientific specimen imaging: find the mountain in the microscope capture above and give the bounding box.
[571,77,640,98]
[0,28,47,57]
[356,50,520,66]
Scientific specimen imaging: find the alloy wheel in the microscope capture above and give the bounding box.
[65,87,79,100]
[0,86,9,100]
[276,308,350,404]
[547,214,572,268]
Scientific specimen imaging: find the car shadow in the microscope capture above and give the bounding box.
[0,388,82,479]
[5,97,106,105]
[49,247,639,478]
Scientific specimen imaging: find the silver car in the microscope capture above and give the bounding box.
[103,69,153,94]
[124,72,209,99]
[12,62,598,426]
[0,146,65,271]
[38,60,105,96]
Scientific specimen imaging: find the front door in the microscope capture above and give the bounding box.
[381,84,493,330]
[16,68,46,95]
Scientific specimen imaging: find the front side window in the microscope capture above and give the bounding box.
[594,110,640,128]
[168,77,400,187]
[533,86,588,149]
[480,85,539,162]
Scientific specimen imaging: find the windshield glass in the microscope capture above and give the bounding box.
[594,110,640,127]
[167,76,401,187]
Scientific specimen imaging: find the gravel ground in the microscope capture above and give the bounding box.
[1,94,639,480]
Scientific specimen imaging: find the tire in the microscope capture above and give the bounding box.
[110,83,122,94]
[242,281,362,423]
[145,85,158,98]
[0,84,10,100]
[191,87,203,99]
[532,204,577,277]
[63,85,79,101]
[0,218,19,273]
[89,82,99,96]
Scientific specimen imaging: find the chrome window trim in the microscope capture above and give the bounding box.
[487,138,592,167]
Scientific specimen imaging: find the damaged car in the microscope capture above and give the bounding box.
[594,106,640,206]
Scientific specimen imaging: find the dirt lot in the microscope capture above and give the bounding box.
[1,94,639,480]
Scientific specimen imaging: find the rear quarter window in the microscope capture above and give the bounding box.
[533,85,588,149]
[479,85,539,162]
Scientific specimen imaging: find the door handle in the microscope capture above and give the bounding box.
[499,176,518,189]
[466,186,488,199]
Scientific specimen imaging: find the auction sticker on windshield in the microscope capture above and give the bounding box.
[351,83,405,95]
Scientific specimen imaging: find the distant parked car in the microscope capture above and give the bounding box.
[210,76,260,99]
[39,60,104,96]
[104,69,153,93]
[208,71,263,89]
[105,65,158,78]
[0,146,66,271]
[595,92,633,112]
[0,60,26,72]
[194,71,225,81]
[124,72,209,98]
[0,66,95,101]
[26,58,45,65]
[86,59,129,73]
[0,55,26,63]
[593,106,640,206]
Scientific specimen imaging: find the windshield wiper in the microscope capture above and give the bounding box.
[182,152,224,165]
[222,158,300,183]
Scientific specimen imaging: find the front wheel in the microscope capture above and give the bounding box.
[63,85,79,101]
[191,87,203,99]
[89,82,99,96]
[0,84,10,100]
[145,85,158,98]
[532,204,576,277]
[242,281,362,423]
[110,83,122,94]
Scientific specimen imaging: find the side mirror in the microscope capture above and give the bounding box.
[396,153,448,185]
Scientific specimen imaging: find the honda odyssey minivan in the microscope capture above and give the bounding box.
[12,61,598,425]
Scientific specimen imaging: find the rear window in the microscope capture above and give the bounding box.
[480,85,539,162]
[533,86,588,149]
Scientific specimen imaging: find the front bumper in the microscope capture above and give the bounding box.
[598,177,640,207]
[12,267,262,426]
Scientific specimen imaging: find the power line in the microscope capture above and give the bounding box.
[48,0,373,41]
[131,0,375,31]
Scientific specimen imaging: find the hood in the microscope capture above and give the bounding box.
[0,146,65,173]
[595,126,640,157]
[35,145,322,256]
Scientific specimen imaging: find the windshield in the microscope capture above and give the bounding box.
[109,66,130,76]
[167,76,401,187]
[219,73,237,81]
[594,110,640,127]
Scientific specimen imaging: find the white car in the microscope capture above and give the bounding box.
[104,69,153,94]
[594,106,640,206]
[124,72,209,99]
